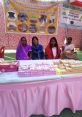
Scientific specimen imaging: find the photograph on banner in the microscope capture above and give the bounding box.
[60,3,82,29]
[4,0,59,34]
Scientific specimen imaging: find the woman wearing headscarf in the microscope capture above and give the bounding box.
[16,37,32,60]
[32,36,44,60]
[45,37,61,59]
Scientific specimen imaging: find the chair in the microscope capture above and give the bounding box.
[0,46,5,58]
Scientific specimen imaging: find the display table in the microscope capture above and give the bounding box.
[0,60,82,117]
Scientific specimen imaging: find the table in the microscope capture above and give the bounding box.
[0,60,82,117]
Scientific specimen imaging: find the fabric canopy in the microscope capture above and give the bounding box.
[71,0,82,7]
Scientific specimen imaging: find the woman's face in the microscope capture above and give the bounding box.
[33,38,38,46]
[50,39,57,47]
[21,37,27,46]
[67,38,72,44]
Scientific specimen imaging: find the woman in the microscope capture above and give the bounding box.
[61,37,78,59]
[16,37,32,60]
[45,37,61,59]
[32,36,44,60]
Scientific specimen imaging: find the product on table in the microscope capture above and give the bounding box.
[0,61,19,72]
[18,63,56,77]
[53,60,82,75]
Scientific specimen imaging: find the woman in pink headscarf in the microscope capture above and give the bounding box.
[16,37,32,60]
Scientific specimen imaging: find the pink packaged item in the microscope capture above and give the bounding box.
[0,61,19,72]
[18,63,56,77]
[18,66,31,77]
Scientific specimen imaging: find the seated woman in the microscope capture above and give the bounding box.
[61,37,78,59]
[32,36,44,60]
[45,37,61,59]
[16,37,32,60]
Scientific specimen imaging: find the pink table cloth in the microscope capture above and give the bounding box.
[0,76,82,117]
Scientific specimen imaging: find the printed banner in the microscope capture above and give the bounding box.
[60,4,82,28]
[4,0,59,34]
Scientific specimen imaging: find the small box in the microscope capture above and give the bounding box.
[0,61,19,72]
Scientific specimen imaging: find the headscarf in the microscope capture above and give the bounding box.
[45,37,61,59]
[32,36,44,60]
[16,37,31,60]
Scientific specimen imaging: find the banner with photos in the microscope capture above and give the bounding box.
[4,0,59,34]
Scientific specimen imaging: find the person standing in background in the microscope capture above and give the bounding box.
[0,46,5,59]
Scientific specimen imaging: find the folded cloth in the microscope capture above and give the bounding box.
[0,61,19,72]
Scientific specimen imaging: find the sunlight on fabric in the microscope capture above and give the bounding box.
[37,0,66,1]
[0,0,3,4]
[77,0,82,1]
